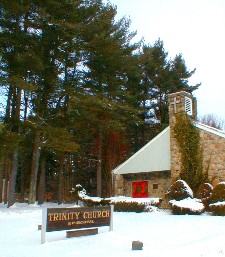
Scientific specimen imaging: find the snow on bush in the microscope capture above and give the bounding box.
[167,180,205,215]
[170,198,205,215]
[210,202,225,216]
[72,185,161,212]
[110,197,161,212]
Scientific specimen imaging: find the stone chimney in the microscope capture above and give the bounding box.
[169,91,197,124]
[169,91,197,181]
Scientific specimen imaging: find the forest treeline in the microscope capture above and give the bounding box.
[0,0,199,207]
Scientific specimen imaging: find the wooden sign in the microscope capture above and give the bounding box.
[41,206,113,243]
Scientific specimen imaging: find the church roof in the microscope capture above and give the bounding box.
[195,122,225,138]
[113,126,170,175]
[113,121,225,175]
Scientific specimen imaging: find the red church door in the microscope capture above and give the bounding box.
[132,181,148,198]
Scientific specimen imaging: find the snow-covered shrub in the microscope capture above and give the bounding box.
[82,198,111,207]
[111,197,161,212]
[167,180,205,215]
[210,182,225,203]
[112,201,146,212]
[209,182,225,215]
[70,184,86,204]
[81,197,146,212]
[75,187,110,207]
[166,180,193,201]
[196,183,213,209]
[75,185,159,212]
[196,183,213,199]
[209,202,225,216]
[170,198,205,215]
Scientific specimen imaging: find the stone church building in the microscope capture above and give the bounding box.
[113,91,225,202]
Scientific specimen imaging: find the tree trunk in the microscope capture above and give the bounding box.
[38,152,46,205]
[96,130,102,197]
[0,163,3,203]
[8,150,18,207]
[5,86,13,122]
[4,162,10,205]
[58,153,65,204]
[4,180,8,205]
[28,130,41,204]
[19,164,26,202]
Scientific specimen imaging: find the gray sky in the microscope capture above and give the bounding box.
[104,0,225,120]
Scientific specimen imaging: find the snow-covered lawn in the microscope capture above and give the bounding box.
[1,202,225,257]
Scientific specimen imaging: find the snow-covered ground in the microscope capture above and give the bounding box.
[1,202,225,257]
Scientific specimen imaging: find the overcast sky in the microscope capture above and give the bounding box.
[104,0,225,121]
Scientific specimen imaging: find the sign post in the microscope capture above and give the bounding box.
[41,208,47,244]
[109,205,114,231]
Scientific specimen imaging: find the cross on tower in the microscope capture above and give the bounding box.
[170,97,180,114]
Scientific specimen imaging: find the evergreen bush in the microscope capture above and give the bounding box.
[209,182,225,203]
[173,114,207,193]
[196,183,213,199]
[170,200,204,215]
[166,180,193,201]
[167,180,205,215]
[209,182,225,215]
[82,198,111,207]
[81,198,146,212]
[209,203,225,216]
[71,184,85,204]
[75,184,154,212]
[196,183,213,209]
[112,201,146,212]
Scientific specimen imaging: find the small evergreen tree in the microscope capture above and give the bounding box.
[173,113,207,193]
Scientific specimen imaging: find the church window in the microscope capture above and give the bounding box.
[153,184,158,190]
[185,96,193,115]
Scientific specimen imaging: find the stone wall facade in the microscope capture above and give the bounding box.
[114,171,171,199]
[114,174,124,196]
[199,129,225,185]
[169,91,198,182]
[169,91,225,185]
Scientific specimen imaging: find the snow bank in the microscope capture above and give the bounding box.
[1,202,225,257]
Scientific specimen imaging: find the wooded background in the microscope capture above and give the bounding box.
[0,0,199,207]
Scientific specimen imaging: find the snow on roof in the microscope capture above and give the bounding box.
[195,122,225,138]
[113,126,170,175]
